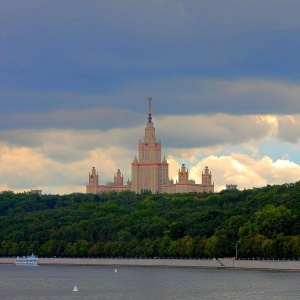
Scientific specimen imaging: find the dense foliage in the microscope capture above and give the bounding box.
[0,182,300,259]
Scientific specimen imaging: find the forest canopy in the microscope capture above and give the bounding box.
[0,182,300,259]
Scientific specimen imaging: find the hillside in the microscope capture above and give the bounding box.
[0,182,299,259]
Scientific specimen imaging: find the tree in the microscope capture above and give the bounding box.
[204,235,222,258]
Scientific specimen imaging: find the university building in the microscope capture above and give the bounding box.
[86,98,214,194]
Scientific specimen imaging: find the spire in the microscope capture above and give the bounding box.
[148,96,152,123]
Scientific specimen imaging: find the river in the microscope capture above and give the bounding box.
[0,264,299,299]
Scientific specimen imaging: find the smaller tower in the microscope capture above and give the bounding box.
[202,166,212,185]
[88,167,99,186]
[114,169,124,186]
[178,164,189,183]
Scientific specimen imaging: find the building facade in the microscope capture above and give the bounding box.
[86,167,131,193]
[226,184,238,190]
[165,164,214,194]
[86,98,214,194]
[131,97,169,193]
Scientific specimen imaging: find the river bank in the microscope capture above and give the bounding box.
[1,257,300,271]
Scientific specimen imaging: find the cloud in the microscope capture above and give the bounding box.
[158,113,276,148]
[2,138,300,194]
[189,153,300,191]
[0,144,54,190]
[0,112,299,195]
[2,1,300,93]
[0,143,134,194]
[1,1,300,195]
[143,78,300,115]
[2,78,300,122]
[0,107,144,130]
[1,111,296,165]
[0,111,277,159]
[3,1,300,41]
[276,115,300,143]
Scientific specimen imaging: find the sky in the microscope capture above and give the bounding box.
[1,0,300,194]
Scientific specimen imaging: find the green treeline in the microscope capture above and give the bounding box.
[0,182,300,259]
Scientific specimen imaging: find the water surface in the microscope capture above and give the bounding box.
[0,264,299,299]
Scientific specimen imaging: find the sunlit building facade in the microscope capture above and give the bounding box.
[165,164,213,193]
[226,184,238,190]
[131,97,169,193]
[86,98,214,194]
[86,167,131,193]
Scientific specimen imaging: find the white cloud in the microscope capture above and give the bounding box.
[0,141,135,194]
[189,154,300,192]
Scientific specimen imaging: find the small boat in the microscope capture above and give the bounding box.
[114,268,117,273]
[14,254,38,266]
[73,285,78,292]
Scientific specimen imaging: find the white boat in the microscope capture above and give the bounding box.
[73,285,78,292]
[14,254,38,266]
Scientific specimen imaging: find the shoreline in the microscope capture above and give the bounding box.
[1,257,300,271]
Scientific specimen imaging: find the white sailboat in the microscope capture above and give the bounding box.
[114,268,117,273]
[73,285,78,292]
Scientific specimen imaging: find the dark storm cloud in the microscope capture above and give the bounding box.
[0,107,144,130]
[1,77,300,132]
[1,0,300,107]
[0,1,300,142]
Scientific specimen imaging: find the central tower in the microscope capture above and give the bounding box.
[131,97,169,193]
